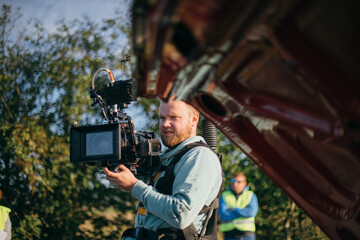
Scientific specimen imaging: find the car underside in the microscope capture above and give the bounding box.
[131,0,360,239]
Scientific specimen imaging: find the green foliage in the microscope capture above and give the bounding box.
[0,4,135,240]
[133,97,160,132]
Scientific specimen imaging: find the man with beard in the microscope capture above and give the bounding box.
[105,100,222,240]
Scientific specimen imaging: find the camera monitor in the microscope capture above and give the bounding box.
[70,123,121,163]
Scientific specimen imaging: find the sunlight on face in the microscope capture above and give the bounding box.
[159,101,197,148]
[231,176,247,194]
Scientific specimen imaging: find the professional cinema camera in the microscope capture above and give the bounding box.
[70,57,161,174]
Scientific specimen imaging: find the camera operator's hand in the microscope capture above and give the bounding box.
[104,165,139,192]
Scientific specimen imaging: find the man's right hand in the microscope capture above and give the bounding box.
[104,164,139,192]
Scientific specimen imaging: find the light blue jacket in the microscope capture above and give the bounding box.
[129,136,222,236]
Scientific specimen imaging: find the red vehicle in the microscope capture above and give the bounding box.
[131,0,360,239]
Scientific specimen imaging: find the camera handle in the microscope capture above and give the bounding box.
[90,58,133,124]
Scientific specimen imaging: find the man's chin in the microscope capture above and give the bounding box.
[161,134,192,148]
[161,136,177,148]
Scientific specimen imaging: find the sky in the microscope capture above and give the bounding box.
[1,0,153,130]
[1,0,129,33]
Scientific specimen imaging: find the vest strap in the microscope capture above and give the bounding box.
[0,206,11,231]
[140,141,223,240]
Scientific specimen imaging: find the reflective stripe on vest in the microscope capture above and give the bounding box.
[219,190,255,232]
[0,206,11,231]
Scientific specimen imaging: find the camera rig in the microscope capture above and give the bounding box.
[70,56,161,174]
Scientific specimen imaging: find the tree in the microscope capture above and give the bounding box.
[0,4,135,239]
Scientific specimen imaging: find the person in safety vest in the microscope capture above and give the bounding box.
[219,172,258,240]
[0,205,11,240]
[105,100,222,240]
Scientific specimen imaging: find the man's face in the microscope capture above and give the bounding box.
[159,101,196,148]
[231,175,247,194]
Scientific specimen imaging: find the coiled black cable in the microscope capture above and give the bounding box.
[201,119,218,151]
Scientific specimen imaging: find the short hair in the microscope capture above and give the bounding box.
[186,102,199,116]
[159,99,199,116]
[233,172,247,181]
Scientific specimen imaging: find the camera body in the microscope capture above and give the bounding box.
[70,122,161,171]
[69,68,161,172]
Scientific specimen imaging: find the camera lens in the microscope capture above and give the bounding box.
[86,131,113,156]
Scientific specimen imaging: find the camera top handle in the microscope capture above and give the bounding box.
[89,56,133,123]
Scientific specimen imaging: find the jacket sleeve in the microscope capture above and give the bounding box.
[219,193,259,221]
[232,194,259,218]
[131,147,222,230]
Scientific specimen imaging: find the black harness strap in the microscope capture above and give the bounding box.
[154,142,210,194]
[152,141,223,240]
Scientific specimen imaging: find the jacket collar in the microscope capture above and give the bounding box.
[160,136,206,165]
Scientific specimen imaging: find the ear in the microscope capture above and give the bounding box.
[192,111,199,127]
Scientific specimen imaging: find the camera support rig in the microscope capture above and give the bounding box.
[70,56,161,174]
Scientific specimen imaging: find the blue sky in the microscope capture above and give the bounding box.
[1,0,154,130]
[1,0,129,33]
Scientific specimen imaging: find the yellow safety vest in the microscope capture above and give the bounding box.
[0,206,11,231]
[219,190,256,232]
